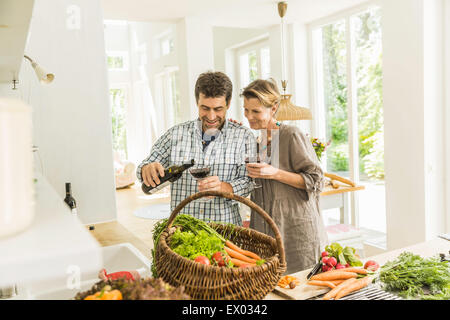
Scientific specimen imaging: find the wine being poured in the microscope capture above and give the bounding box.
[142,159,195,194]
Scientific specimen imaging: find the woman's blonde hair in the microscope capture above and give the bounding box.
[241,78,281,109]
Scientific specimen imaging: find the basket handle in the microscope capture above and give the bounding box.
[165,190,286,266]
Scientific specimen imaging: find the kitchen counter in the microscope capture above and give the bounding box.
[266,237,449,300]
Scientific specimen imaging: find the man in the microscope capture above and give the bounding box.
[137,71,255,225]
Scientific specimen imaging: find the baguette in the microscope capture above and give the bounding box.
[324,172,355,187]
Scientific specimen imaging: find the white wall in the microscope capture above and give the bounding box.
[381,0,446,249]
[423,0,445,243]
[445,0,450,233]
[6,0,117,225]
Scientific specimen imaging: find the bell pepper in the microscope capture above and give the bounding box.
[84,287,123,300]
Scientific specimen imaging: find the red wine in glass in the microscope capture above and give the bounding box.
[189,168,211,179]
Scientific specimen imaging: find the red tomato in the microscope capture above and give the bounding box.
[212,252,225,267]
[194,256,210,266]
[364,260,379,271]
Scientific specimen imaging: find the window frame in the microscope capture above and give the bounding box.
[307,1,383,227]
[154,66,181,129]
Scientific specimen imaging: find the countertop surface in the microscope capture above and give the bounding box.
[266,237,449,300]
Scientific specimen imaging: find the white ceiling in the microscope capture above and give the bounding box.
[101,0,368,28]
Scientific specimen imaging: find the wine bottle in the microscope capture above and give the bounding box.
[141,159,195,194]
[64,183,77,215]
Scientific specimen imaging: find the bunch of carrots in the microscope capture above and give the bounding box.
[223,240,265,268]
[307,267,373,300]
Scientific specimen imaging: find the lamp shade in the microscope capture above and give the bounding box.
[275,94,312,121]
[31,61,54,84]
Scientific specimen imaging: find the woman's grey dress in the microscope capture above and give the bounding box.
[249,124,329,274]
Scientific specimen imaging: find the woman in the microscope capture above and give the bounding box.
[241,79,328,274]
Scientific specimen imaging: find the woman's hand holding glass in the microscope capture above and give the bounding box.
[246,162,279,180]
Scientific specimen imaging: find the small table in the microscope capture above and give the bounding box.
[320,184,365,225]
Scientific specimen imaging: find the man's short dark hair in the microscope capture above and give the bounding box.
[195,71,233,106]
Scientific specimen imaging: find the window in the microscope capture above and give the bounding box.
[161,36,174,56]
[235,40,271,123]
[155,67,181,128]
[310,6,385,238]
[106,51,129,71]
[237,42,271,88]
[109,86,129,160]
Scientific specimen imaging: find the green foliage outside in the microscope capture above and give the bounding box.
[321,7,384,179]
[110,88,128,160]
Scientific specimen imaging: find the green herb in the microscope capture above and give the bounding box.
[377,252,450,300]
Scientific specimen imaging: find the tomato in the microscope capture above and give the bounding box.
[212,252,225,267]
[194,256,210,266]
[364,260,379,271]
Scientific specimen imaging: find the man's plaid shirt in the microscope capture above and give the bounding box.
[137,119,255,225]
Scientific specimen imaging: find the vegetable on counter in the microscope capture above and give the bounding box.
[76,278,191,300]
[376,252,450,300]
[334,276,373,300]
[307,266,374,299]
[83,285,123,300]
[318,243,363,273]
[364,260,380,271]
[310,270,358,281]
[277,275,300,289]
[323,278,357,300]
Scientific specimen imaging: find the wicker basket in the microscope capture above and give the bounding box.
[154,190,286,300]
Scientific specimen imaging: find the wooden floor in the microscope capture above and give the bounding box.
[87,183,171,260]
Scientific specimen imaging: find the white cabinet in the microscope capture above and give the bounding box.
[0,173,102,288]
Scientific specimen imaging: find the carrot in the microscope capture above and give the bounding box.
[230,258,256,267]
[278,275,300,288]
[322,278,357,300]
[310,270,358,281]
[334,276,373,300]
[225,240,262,260]
[330,280,346,285]
[224,246,257,264]
[307,280,336,289]
[337,267,368,275]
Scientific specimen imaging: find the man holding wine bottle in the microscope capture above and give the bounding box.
[137,71,256,225]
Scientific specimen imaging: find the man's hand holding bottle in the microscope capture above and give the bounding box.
[141,162,165,188]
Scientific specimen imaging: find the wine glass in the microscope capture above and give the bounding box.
[245,129,263,189]
[189,166,212,202]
